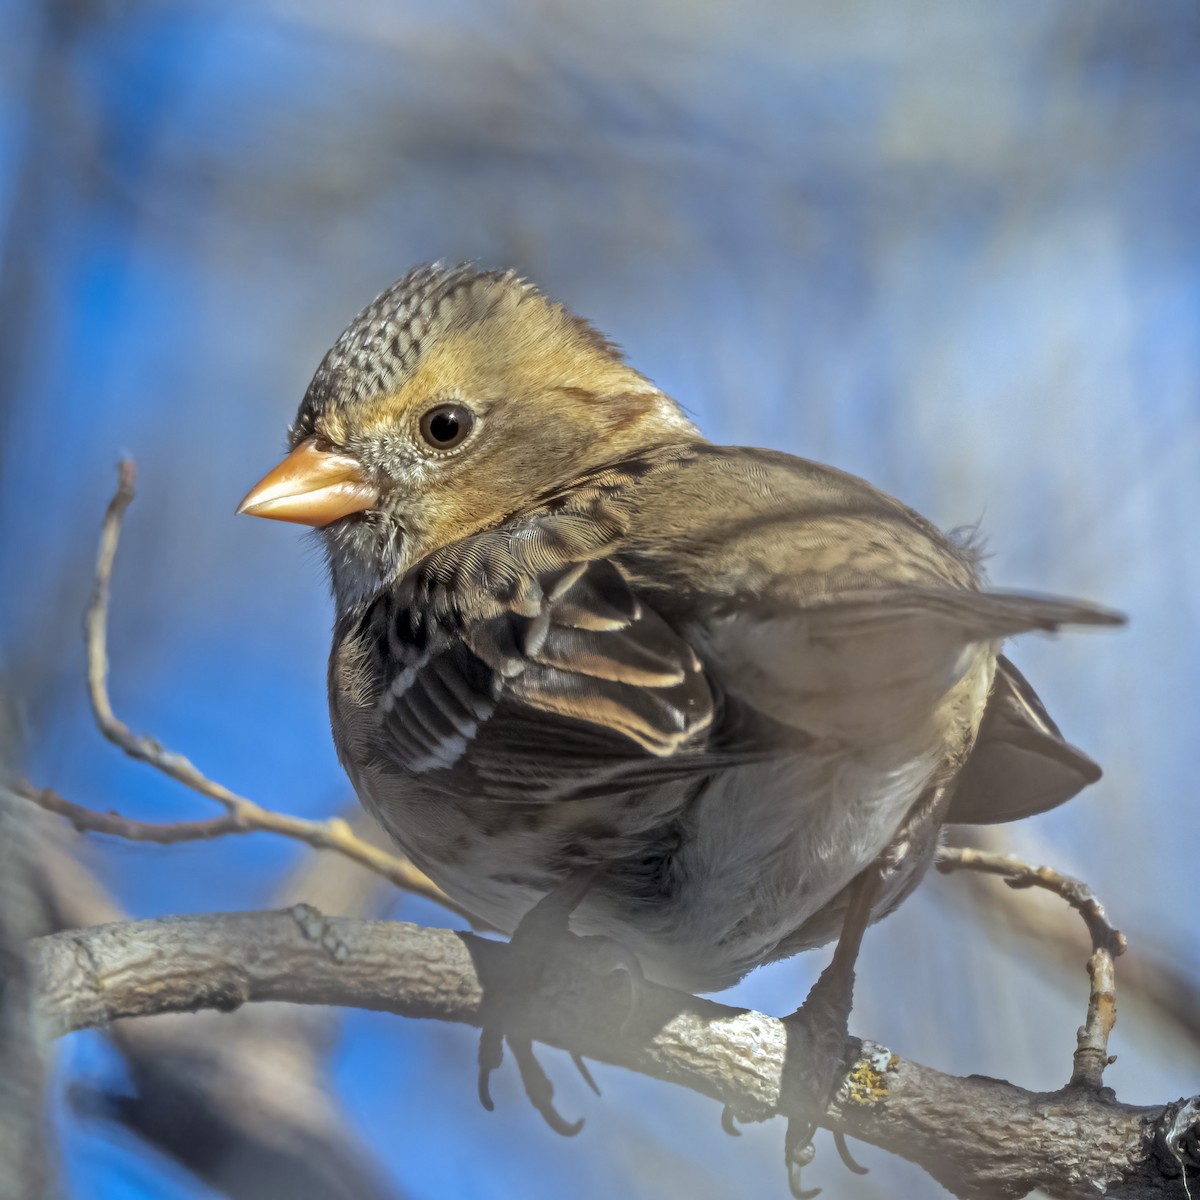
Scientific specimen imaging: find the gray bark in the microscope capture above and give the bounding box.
[29,908,1200,1200]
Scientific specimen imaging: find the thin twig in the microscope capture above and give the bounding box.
[15,778,248,845]
[936,845,1125,1090]
[9,777,478,922]
[943,826,1200,1049]
[86,460,270,810]
[29,459,483,928]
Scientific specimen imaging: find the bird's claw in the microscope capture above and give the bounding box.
[833,1130,869,1176]
[785,1123,821,1199]
[477,1025,504,1112]
[511,1036,584,1136]
[478,1003,586,1136]
[571,1050,602,1097]
[475,882,641,1137]
[779,956,859,1199]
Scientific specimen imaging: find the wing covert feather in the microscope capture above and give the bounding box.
[361,505,714,792]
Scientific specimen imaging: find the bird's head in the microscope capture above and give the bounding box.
[238,263,697,608]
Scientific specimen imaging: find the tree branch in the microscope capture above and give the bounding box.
[28,910,1200,1200]
[35,823,406,1200]
[936,846,1125,1091]
[941,826,1200,1052]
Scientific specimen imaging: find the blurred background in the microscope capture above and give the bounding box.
[2,1,1198,1197]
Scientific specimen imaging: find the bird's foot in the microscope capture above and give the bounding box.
[778,955,862,1199]
[718,954,860,1196]
[476,879,642,1136]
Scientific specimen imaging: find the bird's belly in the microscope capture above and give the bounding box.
[603,649,991,990]
[609,747,945,990]
[372,740,947,994]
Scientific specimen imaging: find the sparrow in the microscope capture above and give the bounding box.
[239,263,1121,1190]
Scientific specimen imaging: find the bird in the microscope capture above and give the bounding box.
[238,262,1121,1192]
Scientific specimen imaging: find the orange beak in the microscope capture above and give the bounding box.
[237,438,380,527]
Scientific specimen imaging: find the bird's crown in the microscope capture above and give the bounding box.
[293,262,640,444]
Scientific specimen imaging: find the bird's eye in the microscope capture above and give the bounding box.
[418,403,475,451]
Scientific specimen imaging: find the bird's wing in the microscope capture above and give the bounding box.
[685,584,1122,746]
[342,443,1122,800]
[686,580,1123,748]
[351,502,716,800]
[607,444,1124,745]
[945,655,1101,824]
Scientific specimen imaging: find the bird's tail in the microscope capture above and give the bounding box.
[801,586,1126,641]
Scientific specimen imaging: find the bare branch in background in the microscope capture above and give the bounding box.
[28,909,1200,1200]
[26,460,481,927]
[942,825,1200,1053]
[936,845,1125,1090]
[13,775,472,920]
